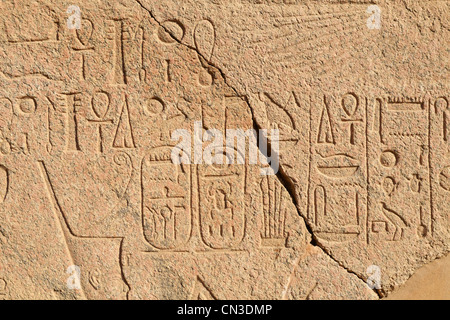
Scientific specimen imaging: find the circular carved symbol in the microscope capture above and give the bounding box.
[144,97,165,116]
[380,151,398,168]
[439,166,450,191]
[18,97,36,114]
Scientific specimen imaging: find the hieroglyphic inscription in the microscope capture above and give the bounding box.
[305,92,449,244]
[0,0,447,300]
[367,96,433,242]
[309,92,367,243]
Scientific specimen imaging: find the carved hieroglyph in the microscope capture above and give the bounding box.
[0,0,447,299]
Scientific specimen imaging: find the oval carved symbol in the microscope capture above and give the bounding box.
[157,20,185,44]
[76,18,94,46]
[194,20,215,61]
[91,92,110,119]
[0,165,9,203]
[342,93,359,117]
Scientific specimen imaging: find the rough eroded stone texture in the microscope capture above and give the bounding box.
[0,0,447,299]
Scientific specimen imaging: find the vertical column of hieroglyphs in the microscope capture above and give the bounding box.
[367,95,433,243]
[308,92,367,244]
